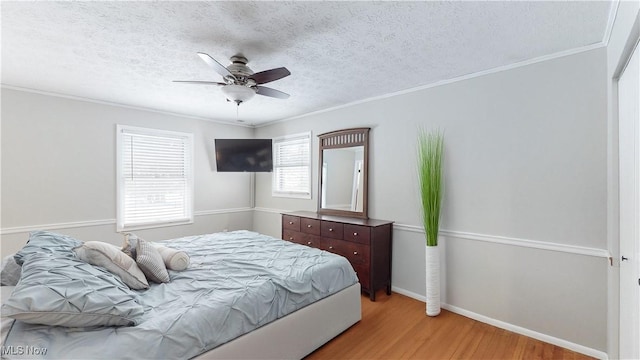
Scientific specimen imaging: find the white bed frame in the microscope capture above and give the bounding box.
[194,283,362,360]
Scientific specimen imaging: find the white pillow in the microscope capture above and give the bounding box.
[153,244,190,271]
[74,241,149,290]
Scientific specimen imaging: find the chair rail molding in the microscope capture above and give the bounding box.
[0,207,254,235]
[393,223,610,259]
[253,207,610,259]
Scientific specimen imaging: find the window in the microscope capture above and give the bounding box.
[117,125,194,231]
[272,132,311,198]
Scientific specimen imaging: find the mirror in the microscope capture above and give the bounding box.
[318,128,369,219]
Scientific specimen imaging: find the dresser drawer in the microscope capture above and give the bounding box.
[282,229,305,245]
[331,239,369,265]
[300,218,321,236]
[301,234,323,248]
[321,221,344,239]
[283,230,322,248]
[282,215,301,232]
[344,224,371,244]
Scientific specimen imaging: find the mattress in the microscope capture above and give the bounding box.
[1,230,358,359]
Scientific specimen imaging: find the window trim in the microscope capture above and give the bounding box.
[272,131,312,199]
[116,125,195,232]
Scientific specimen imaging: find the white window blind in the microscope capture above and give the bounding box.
[117,125,194,231]
[272,132,311,198]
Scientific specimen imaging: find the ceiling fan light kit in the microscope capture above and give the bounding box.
[221,84,256,104]
[175,52,290,106]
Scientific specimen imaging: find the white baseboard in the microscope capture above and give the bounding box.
[391,286,608,360]
[391,286,426,302]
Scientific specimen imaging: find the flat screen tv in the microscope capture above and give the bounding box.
[215,139,273,172]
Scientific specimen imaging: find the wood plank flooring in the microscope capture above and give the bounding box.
[305,292,594,360]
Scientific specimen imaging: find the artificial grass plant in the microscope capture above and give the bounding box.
[417,128,444,247]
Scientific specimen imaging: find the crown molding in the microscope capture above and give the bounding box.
[0,84,253,128]
[603,0,620,46]
[256,42,606,128]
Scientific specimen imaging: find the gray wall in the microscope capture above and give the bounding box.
[254,48,609,353]
[1,89,254,254]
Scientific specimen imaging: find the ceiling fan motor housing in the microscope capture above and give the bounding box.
[227,55,255,85]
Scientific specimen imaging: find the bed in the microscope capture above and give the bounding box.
[0,230,361,359]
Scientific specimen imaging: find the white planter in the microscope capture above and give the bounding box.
[425,245,441,316]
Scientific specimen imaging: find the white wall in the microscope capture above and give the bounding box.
[254,48,609,355]
[0,89,254,254]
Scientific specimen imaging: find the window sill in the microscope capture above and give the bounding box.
[117,219,194,233]
[272,192,312,200]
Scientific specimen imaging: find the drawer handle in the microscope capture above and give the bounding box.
[329,246,334,250]
[307,241,312,245]
[289,221,294,225]
[353,251,358,255]
[307,224,312,228]
[329,228,334,232]
[353,232,358,236]
[289,237,294,240]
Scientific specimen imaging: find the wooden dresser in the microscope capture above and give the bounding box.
[281,211,393,301]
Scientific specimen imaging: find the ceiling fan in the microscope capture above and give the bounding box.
[174,53,290,105]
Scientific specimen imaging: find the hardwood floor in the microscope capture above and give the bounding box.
[305,292,594,360]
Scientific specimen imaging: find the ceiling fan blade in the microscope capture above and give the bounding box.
[173,80,226,86]
[249,67,290,84]
[255,86,290,99]
[197,52,235,80]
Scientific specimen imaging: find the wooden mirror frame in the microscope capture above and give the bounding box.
[317,128,370,219]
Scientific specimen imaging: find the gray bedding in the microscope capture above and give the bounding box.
[1,230,358,359]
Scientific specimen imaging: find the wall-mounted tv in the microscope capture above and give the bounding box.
[214,139,273,172]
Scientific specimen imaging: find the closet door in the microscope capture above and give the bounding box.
[619,39,640,360]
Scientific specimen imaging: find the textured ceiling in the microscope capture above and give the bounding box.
[1,1,613,126]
